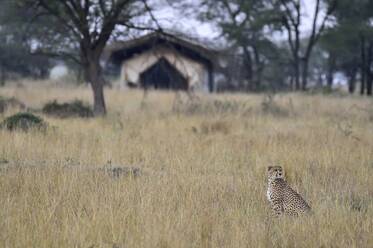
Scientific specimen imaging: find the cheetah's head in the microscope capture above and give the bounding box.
[267,166,284,180]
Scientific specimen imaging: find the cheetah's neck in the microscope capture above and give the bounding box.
[267,178,286,201]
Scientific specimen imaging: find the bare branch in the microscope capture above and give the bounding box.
[141,0,163,32]
[37,0,81,38]
[304,0,337,58]
[60,0,90,39]
[312,0,337,44]
[279,0,298,28]
[283,17,296,57]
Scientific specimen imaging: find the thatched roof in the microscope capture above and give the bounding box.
[104,32,218,68]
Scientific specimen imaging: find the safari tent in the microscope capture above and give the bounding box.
[105,32,216,92]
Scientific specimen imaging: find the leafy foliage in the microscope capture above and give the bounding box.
[318,0,373,94]
[199,0,280,91]
[0,1,54,82]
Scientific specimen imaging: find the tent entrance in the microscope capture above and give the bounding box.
[140,58,188,90]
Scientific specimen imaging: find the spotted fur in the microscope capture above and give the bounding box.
[267,166,311,217]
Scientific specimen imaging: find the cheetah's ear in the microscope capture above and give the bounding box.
[267,166,273,171]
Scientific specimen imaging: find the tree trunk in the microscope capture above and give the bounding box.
[253,45,263,91]
[91,81,106,115]
[360,35,366,95]
[294,59,300,91]
[326,73,334,90]
[327,53,335,91]
[294,25,301,91]
[242,46,253,92]
[347,67,357,94]
[83,51,106,116]
[316,70,323,88]
[90,63,106,116]
[256,67,263,91]
[366,42,373,96]
[301,58,309,91]
[366,74,372,96]
[0,64,5,86]
[327,72,334,90]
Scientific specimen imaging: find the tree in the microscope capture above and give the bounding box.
[329,0,373,95]
[0,1,53,85]
[320,24,361,93]
[199,0,276,91]
[274,0,336,90]
[16,0,158,115]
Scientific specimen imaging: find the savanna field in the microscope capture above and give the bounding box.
[0,82,372,247]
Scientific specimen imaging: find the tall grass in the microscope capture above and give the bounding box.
[0,83,372,247]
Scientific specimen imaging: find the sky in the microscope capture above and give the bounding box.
[150,0,326,42]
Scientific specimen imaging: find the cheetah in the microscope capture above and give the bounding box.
[267,166,311,217]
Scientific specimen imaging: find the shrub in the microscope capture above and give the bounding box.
[0,112,47,131]
[42,100,93,118]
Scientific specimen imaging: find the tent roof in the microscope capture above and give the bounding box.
[105,32,218,68]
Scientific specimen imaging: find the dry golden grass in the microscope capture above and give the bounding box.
[0,82,372,247]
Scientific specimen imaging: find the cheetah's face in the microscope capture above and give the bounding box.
[267,166,284,180]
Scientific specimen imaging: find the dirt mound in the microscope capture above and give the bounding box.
[42,100,93,118]
[0,112,47,131]
[0,96,26,113]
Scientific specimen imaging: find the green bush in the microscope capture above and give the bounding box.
[42,100,93,118]
[0,112,47,131]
